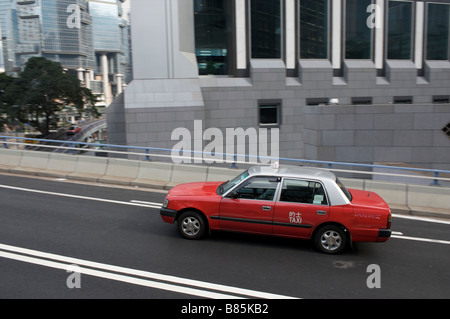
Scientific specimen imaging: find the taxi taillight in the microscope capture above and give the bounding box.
[387,213,392,229]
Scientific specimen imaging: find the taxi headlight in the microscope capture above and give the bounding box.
[162,198,169,208]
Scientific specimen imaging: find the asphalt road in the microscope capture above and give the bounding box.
[0,173,449,302]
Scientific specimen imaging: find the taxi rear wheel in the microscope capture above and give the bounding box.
[177,211,207,240]
[314,225,347,254]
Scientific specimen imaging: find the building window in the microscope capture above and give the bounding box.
[393,96,413,104]
[387,1,413,60]
[300,0,329,59]
[345,0,373,59]
[259,100,281,126]
[433,95,450,104]
[306,98,329,106]
[351,97,372,105]
[194,0,231,75]
[427,3,450,60]
[250,0,282,59]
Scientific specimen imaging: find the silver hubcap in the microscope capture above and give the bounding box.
[320,230,342,251]
[182,217,200,236]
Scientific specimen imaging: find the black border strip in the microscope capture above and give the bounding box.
[210,216,313,229]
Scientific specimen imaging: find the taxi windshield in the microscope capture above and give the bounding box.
[218,170,249,195]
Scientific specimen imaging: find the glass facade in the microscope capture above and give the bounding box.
[300,0,329,59]
[10,0,95,70]
[88,0,131,92]
[250,0,282,59]
[192,0,450,74]
[0,0,11,38]
[42,0,94,68]
[0,29,3,71]
[194,0,230,75]
[345,0,373,59]
[89,0,121,52]
[427,3,450,60]
[387,0,413,60]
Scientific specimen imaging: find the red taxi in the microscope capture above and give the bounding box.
[160,165,391,254]
[66,126,82,135]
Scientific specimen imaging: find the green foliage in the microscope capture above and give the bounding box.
[0,57,99,135]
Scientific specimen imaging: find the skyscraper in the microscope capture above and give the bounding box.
[0,0,11,36]
[4,0,131,107]
[1,0,13,73]
[88,0,130,106]
[9,0,95,72]
[0,25,4,72]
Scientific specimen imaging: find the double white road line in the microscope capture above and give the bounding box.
[0,243,297,299]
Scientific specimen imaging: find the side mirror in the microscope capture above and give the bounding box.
[229,191,238,199]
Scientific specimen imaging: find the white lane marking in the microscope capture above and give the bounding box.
[0,250,237,299]
[391,235,450,246]
[393,214,450,225]
[392,231,403,236]
[2,183,449,224]
[0,184,161,209]
[1,183,450,247]
[131,200,162,207]
[0,243,298,299]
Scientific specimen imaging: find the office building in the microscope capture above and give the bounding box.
[8,0,95,73]
[1,0,13,72]
[4,0,130,107]
[106,0,449,170]
[0,0,11,47]
[0,25,4,72]
[89,0,130,106]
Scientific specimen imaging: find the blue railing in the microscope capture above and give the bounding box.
[1,135,450,186]
[53,118,107,153]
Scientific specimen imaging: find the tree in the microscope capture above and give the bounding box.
[3,57,99,136]
[0,72,19,130]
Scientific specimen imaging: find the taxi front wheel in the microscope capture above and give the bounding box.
[177,211,207,240]
[314,225,347,254]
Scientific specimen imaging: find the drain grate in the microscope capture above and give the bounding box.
[443,123,450,138]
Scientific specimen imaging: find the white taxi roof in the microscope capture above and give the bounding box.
[244,165,349,206]
[248,165,337,182]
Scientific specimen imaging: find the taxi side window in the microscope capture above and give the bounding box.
[280,179,328,205]
[232,176,279,201]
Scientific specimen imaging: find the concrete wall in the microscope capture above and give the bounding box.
[110,58,450,170]
[130,0,197,80]
[1,149,449,218]
[303,103,450,170]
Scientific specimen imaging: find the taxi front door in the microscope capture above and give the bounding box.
[218,176,280,235]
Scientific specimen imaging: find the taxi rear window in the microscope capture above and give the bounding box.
[336,177,352,202]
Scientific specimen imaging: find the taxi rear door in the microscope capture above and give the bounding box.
[273,178,329,238]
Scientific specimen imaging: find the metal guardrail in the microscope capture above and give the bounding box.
[54,119,107,153]
[1,135,450,186]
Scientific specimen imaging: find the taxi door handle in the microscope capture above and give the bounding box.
[262,206,272,211]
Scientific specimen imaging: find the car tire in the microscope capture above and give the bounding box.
[177,211,207,240]
[314,225,347,254]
